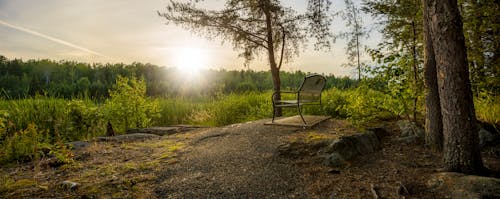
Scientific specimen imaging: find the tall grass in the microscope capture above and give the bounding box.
[157,97,205,125]
[0,96,105,163]
[1,86,497,164]
[475,92,500,126]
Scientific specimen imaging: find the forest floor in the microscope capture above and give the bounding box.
[1,118,499,198]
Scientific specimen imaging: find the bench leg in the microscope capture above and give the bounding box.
[297,105,306,126]
[272,105,276,123]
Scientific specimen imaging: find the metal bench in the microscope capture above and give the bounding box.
[272,74,327,125]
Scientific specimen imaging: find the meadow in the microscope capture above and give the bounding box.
[0,75,498,164]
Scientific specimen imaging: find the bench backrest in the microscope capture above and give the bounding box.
[298,74,326,102]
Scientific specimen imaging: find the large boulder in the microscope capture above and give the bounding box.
[427,172,500,198]
[324,131,381,167]
[278,128,386,167]
[396,120,424,144]
[478,121,500,148]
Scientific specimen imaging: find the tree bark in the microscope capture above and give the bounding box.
[263,0,282,117]
[411,20,419,122]
[423,0,443,151]
[425,0,484,174]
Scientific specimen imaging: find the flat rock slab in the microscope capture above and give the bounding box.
[264,115,331,128]
[126,125,205,136]
[427,172,500,198]
[93,133,160,142]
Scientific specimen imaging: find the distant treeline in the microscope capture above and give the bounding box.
[0,56,356,99]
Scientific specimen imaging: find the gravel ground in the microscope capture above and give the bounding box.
[2,118,498,198]
[153,120,310,198]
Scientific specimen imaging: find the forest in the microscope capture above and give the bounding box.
[0,0,499,196]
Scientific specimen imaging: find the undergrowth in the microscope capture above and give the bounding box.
[0,83,498,164]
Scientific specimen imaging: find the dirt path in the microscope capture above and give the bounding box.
[153,120,308,198]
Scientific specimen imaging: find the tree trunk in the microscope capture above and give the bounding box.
[411,20,419,122]
[263,0,282,117]
[356,32,361,81]
[423,2,443,151]
[426,0,484,174]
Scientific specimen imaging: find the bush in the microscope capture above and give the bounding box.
[0,124,47,163]
[66,100,106,140]
[104,76,160,132]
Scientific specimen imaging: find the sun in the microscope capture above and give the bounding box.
[173,47,209,75]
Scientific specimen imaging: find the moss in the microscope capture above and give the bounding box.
[305,131,332,143]
[0,178,37,193]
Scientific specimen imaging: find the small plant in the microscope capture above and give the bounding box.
[104,76,160,132]
[0,124,46,163]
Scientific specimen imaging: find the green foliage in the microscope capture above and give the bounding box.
[475,92,500,125]
[104,76,159,132]
[66,100,106,140]
[0,124,47,163]
[318,88,349,118]
[157,97,204,125]
[0,110,8,143]
[195,92,272,126]
[341,86,390,123]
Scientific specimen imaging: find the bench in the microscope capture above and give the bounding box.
[272,74,327,125]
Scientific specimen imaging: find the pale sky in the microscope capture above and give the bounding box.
[0,0,380,77]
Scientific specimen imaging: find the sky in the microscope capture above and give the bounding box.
[0,0,380,77]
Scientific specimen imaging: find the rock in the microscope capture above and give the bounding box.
[66,141,90,150]
[397,120,424,144]
[60,180,80,190]
[395,136,420,144]
[126,126,204,136]
[278,131,382,167]
[368,127,391,140]
[277,142,309,158]
[427,172,500,199]
[324,131,381,167]
[478,127,499,148]
[93,133,160,142]
[326,152,346,167]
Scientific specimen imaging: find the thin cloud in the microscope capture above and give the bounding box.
[0,19,108,58]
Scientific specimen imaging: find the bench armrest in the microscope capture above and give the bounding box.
[272,91,299,104]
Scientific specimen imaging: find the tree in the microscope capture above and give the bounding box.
[363,0,424,121]
[158,0,333,116]
[424,0,484,174]
[422,1,443,151]
[338,0,368,80]
[460,0,500,94]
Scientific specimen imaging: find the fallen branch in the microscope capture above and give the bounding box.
[370,183,379,199]
[397,181,410,197]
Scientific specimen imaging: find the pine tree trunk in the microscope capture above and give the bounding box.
[263,0,282,117]
[423,3,443,151]
[426,0,484,174]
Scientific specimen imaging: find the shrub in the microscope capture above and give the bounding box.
[0,124,47,163]
[104,76,160,132]
[66,100,106,140]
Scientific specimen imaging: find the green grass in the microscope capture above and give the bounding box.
[475,92,500,126]
[1,87,498,164]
